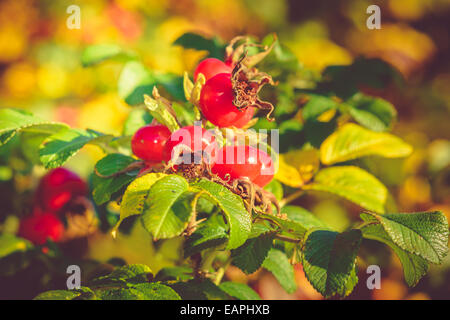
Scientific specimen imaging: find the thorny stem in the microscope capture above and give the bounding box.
[279,189,305,207]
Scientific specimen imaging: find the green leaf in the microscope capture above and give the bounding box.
[91,264,153,287]
[232,233,274,274]
[320,123,412,165]
[281,205,327,230]
[118,61,156,105]
[40,128,114,169]
[304,166,388,213]
[122,107,153,136]
[144,94,180,132]
[96,283,180,300]
[81,44,135,67]
[95,153,136,176]
[258,213,308,239]
[302,94,339,121]
[113,172,168,234]
[141,175,192,240]
[219,282,261,300]
[337,266,359,298]
[346,93,396,132]
[190,179,252,250]
[183,214,228,257]
[262,248,297,294]
[302,229,362,298]
[0,108,68,147]
[92,172,136,205]
[155,266,194,282]
[169,279,228,300]
[34,290,81,300]
[362,223,429,286]
[361,211,449,264]
[173,33,225,59]
[0,234,32,258]
[322,58,402,98]
[153,73,185,101]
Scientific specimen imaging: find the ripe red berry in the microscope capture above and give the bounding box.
[212,145,263,183]
[194,58,233,82]
[163,125,217,165]
[252,150,275,187]
[200,73,255,128]
[36,168,88,212]
[131,124,171,162]
[18,210,65,245]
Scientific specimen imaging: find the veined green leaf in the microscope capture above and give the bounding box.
[346,93,397,132]
[320,123,412,165]
[302,229,362,298]
[232,233,274,274]
[262,248,297,294]
[304,166,388,213]
[0,108,68,147]
[34,290,82,300]
[361,211,449,264]
[281,205,327,230]
[39,128,114,169]
[91,264,153,287]
[362,223,429,286]
[113,172,168,234]
[219,282,261,300]
[95,153,136,176]
[92,171,135,205]
[190,179,251,250]
[141,175,192,240]
[96,283,180,300]
[183,214,228,257]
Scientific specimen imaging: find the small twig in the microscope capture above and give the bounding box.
[274,234,302,244]
[279,189,305,207]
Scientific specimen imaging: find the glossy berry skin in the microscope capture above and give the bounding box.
[18,211,64,245]
[131,125,171,162]
[252,150,274,187]
[163,126,217,165]
[212,145,265,183]
[194,58,233,82]
[200,73,254,128]
[36,168,88,212]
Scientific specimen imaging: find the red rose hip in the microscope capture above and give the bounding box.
[18,211,65,245]
[131,124,171,162]
[199,73,254,128]
[194,58,233,82]
[36,168,88,212]
[163,125,217,165]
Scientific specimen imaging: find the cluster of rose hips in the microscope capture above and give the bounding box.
[131,57,275,187]
[18,168,88,245]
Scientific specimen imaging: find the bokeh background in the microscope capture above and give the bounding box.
[0,0,449,300]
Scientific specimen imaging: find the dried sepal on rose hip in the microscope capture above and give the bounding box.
[187,36,276,129]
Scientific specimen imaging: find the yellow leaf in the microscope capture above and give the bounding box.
[320,123,413,165]
[275,149,320,188]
